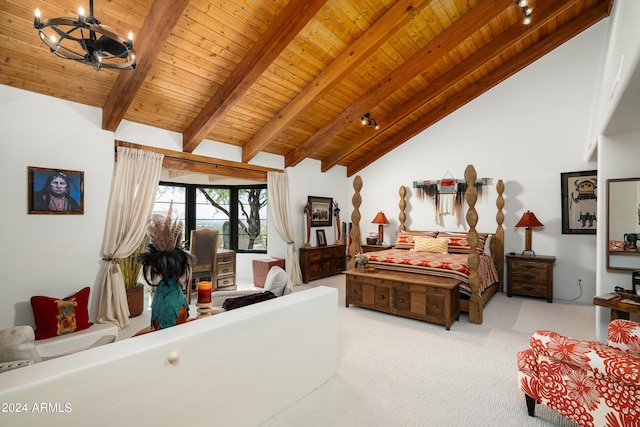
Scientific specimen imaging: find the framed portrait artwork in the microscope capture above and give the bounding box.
[561,170,597,234]
[28,166,84,215]
[308,196,333,227]
[316,229,327,246]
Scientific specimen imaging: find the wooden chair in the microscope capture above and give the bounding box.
[188,229,219,303]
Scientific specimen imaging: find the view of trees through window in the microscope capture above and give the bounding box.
[153,183,267,253]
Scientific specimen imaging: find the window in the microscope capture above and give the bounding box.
[153,183,267,253]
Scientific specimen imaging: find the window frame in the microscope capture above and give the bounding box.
[157,181,267,254]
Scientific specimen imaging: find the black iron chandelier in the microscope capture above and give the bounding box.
[34,0,136,71]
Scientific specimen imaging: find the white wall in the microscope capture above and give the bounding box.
[588,0,640,139]
[0,88,113,329]
[596,131,640,339]
[286,158,350,250]
[350,19,608,305]
[591,0,640,340]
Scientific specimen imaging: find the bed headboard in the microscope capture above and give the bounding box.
[396,171,505,293]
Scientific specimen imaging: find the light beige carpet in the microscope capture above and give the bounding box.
[512,298,595,340]
[261,276,589,427]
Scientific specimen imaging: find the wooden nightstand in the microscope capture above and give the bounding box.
[506,253,556,302]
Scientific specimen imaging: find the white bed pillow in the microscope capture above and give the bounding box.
[483,234,492,255]
[414,237,448,254]
[263,266,293,297]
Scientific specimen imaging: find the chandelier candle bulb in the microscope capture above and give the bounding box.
[34,9,41,27]
[197,281,212,304]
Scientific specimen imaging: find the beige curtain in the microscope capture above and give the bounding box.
[97,147,164,328]
[267,171,303,285]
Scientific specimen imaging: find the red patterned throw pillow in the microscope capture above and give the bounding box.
[30,287,92,340]
[438,232,488,254]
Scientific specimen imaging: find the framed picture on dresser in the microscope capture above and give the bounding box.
[316,229,327,246]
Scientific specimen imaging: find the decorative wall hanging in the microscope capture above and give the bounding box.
[561,170,597,235]
[28,166,84,214]
[412,173,490,226]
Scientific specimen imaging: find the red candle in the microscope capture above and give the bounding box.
[197,281,212,304]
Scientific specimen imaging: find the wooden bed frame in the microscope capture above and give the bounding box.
[349,165,504,325]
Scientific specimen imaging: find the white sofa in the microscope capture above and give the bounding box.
[0,286,338,426]
[0,323,117,372]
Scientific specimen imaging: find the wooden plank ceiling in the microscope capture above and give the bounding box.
[1,0,614,178]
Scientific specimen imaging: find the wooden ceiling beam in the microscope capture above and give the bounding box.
[346,0,612,176]
[182,0,326,154]
[241,0,435,164]
[284,0,514,168]
[116,141,282,182]
[102,0,190,132]
[321,0,583,172]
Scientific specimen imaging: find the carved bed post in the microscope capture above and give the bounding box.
[495,180,505,291]
[349,176,363,269]
[464,165,482,325]
[398,185,407,232]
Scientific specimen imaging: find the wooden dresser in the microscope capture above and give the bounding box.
[216,249,236,289]
[344,269,460,330]
[506,253,555,302]
[299,244,346,283]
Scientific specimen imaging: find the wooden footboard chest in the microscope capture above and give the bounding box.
[344,269,460,330]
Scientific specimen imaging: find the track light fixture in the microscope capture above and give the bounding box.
[34,0,136,71]
[515,0,533,25]
[360,112,379,130]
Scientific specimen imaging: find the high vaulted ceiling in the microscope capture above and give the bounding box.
[1,0,614,178]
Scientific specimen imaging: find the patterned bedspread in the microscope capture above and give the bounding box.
[364,248,499,298]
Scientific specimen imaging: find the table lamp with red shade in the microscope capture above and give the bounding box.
[372,212,390,245]
[515,210,544,256]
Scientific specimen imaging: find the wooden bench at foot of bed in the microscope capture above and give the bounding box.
[344,269,460,330]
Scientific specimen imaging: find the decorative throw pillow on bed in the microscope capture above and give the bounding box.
[414,236,448,254]
[395,231,438,249]
[439,232,488,254]
[30,287,92,340]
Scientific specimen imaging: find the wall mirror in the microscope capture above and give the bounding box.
[607,178,640,271]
